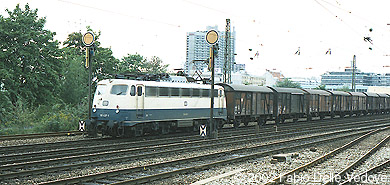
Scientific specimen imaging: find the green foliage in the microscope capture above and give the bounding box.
[336,85,350,92]
[0,5,169,135]
[146,56,169,74]
[0,100,88,135]
[275,79,302,88]
[33,101,88,132]
[314,84,326,90]
[118,54,168,74]
[0,4,62,106]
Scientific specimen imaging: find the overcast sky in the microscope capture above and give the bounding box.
[1,0,390,78]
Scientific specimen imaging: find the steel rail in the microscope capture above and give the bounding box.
[41,129,374,185]
[324,135,390,185]
[265,127,389,185]
[1,119,388,177]
[0,116,380,166]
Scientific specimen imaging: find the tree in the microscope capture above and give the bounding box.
[314,84,326,90]
[145,56,169,74]
[118,53,145,73]
[336,85,350,92]
[275,79,302,88]
[118,54,169,74]
[59,28,119,104]
[0,4,62,106]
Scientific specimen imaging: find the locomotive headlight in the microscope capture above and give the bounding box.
[102,100,109,106]
[92,105,97,113]
[115,105,120,114]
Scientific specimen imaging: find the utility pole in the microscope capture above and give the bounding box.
[351,55,356,92]
[223,19,231,84]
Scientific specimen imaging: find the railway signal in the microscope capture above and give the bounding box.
[206,30,219,139]
[83,32,95,121]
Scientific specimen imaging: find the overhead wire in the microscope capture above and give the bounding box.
[57,0,181,28]
[313,0,388,54]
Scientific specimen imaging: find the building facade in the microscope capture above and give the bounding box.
[321,68,390,86]
[321,68,390,92]
[185,26,236,77]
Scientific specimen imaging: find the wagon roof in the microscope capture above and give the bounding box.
[348,92,366,97]
[363,92,379,97]
[302,89,331,96]
[267,87,307,94]
[219,84,273,93]
[328,91,351,96]
[377,93,389,97]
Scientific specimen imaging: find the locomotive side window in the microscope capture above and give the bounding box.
[96,85,107,95]
[110,85,128,95]
[130,85,135,96]
[159,87,169,97]
[181,88,191,97]
[146,86,157,97]
[213,89,218,98]
[171,88,180,97]
[201,89,209,98]
[137,86,142,96]
[193,89,200,97]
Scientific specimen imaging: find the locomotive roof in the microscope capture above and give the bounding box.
[99,79,219,89]
[267,87,307,95]
[363,92,379,97]
[349,92,366,97]
[302,89,331,96]
[328,91,351,96]
[219,84,273,93]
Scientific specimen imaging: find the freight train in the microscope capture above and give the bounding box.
[86,77,390,137]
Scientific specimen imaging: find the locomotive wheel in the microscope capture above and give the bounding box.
[307,115,312,121]
[257,118,266,126]
[233,120,239,128]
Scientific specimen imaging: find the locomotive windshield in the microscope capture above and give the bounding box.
[110,85,128,95]
[96,84,107,95]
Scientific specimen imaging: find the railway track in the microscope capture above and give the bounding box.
[266,127,390,184]
[0,131,81,141]
[0,117,387,167]
[1,115,384,156]
[38,126,384,185]
[0,115,388,184]
[340,159,390,184]
[0,118,385,184]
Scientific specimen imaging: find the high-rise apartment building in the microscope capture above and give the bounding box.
[185,26,236,77]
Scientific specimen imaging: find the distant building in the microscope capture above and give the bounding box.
[321,68,390,92]
[231,72,265,85]
[289,77,321,89]
[233,63,245,73]
[367,86,390,94]
[263,69,285,86]
[185,26,236,76]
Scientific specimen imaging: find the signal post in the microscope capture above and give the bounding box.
[206,30,218,139]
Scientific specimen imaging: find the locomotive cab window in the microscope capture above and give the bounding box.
[110,85,128,95]
[130,85,135,96]
[137,86,143,96]
[96,85,107,95]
